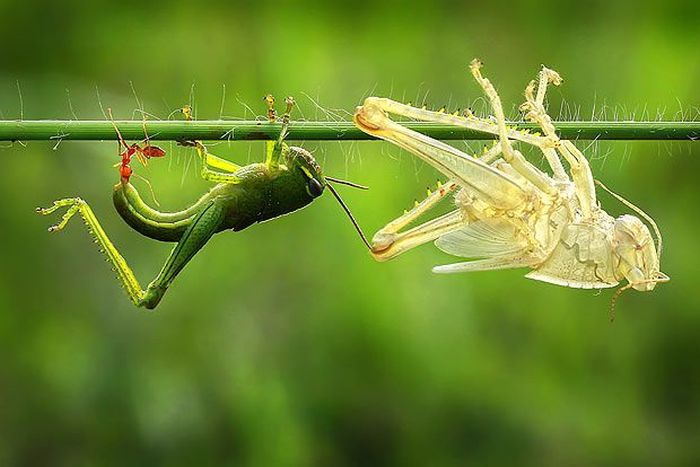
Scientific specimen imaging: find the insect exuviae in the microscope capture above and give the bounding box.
[354,59,669,314]
[37,96,370,309]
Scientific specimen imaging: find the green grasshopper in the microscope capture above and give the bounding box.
[37,97,370,309]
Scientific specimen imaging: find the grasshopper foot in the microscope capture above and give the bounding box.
[35,198,86,233]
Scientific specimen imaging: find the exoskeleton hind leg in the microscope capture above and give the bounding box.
[371,181,463,260]
[354,98,530,211]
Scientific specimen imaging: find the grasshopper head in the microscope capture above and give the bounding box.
[613,215,669,291]
[287,145,326,198]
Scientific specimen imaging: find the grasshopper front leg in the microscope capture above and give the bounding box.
[37,195,225,309]
[180,95,295,184]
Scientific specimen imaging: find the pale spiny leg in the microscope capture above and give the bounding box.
[468,59,558,198]
[372,181,462,260]
[559,140,597,215]
[521,68,597,217]
[358,98,551,149]
[432,253,534,274]
[355,99,529,211]
[479,141,503,164]
[374,210,467,261]
[36,198,146,306]
[522,67,570,181]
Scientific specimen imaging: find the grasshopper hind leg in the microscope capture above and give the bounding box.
[37,198,146,305]
[37,197,225,309]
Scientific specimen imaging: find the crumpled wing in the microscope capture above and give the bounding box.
[435,219,529,258]
[525,223,619,289]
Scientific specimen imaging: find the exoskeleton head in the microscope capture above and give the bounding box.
[613,214,669,291]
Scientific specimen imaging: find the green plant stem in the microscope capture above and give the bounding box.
[0,120,698,142]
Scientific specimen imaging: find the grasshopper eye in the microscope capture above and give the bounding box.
[307,178,324,197]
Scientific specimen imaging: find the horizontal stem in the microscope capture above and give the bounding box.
[0,120,698,142]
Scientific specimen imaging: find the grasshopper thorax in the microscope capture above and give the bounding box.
[613,215,669,291]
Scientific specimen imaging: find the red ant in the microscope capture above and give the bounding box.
[107,108,166,183]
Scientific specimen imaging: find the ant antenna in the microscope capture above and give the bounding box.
[325,182,372,251]
[107,107,129,152]
[133,174,161,208]
[595,179,663,259]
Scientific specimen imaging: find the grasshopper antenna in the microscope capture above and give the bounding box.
[325,176,369,190]
[325,181,372,251]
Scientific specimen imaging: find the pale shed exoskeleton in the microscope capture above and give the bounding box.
[354,59,668,314]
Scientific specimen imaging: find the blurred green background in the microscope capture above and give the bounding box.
[0,1,699,465]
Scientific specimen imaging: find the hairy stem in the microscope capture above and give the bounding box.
[0,120,697,142]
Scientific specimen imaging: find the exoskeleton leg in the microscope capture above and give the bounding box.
[37,197,225,309]
[355,97,550,149]
[355,98,530,211]
[468,59,558,199]
[520,67,598,217]
[371,142,505,261]
[371,181,464,260]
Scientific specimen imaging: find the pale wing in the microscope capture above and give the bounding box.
[526,223,619,289]
[365,116,528,211]
[434,219,528,258]
[432,254,533,274]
